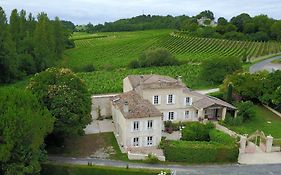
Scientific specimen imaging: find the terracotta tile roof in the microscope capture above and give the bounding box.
[111,91,162,119]
[127,74,185,90]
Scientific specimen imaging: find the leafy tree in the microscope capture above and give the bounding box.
[27,68,91,138]
[196,10,215,20]
[0,7,19,83]
[217,17,228,26]
[52,17,67,58]
[236,101,256,121]
[220,71,268,101]
[271,20,281,41]
[260,70,281,106]
[201,57,242,84]
[230,13,252,32]
[0,88,54,174]
[129,48,179,68]
[226,83,233,103]
[33,13,55,72]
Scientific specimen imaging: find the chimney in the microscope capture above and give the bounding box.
[124,101,129,113]
[177,76,182,83]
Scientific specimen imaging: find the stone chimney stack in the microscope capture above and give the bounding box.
[124,101,129,113]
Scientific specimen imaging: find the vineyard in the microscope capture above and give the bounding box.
[62,30,281,70]
[77,64,213,94]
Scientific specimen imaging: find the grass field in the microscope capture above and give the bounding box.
[41,163,169,175]
[226,105,281,138]
[62,30,281,70]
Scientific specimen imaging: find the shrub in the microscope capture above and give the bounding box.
[209,129,236,144]
[145,154,159,164]
[224,114,243,126]
[181,122,214,141]
[161,140,238,163]
[236,101,256,121]
[129,48,179,68]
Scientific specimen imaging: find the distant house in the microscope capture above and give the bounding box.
[197,17,217,27]
[110,74,236,151]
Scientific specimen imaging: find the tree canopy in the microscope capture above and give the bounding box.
[0,7,72,83]
[27,68,91,138]
[0,88,54,174]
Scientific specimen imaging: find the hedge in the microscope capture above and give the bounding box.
[161,140,238,163]
[181,122,214,141]
[209,129,236,144]
[41,163,169,175]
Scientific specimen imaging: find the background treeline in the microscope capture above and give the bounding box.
[75,10,281,42]
[0,7,73,83]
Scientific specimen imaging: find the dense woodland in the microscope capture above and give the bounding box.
[0,7,73,83]
[75,10,281,42]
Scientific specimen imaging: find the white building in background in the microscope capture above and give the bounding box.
[109,74,236,151]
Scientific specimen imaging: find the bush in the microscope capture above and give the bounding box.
[224,114,243,126]
[209,129,236,144]
[129,48,179,68]
[181,122,214,141]
[145,154,159,164]
[236,101,256,121]
[161,140,238,163]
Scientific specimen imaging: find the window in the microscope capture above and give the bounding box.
[185,111,189,119]
[185,97,192,105]
[167,94,174,104]
[133,137,139,147]
[147,120,153,129]
[147,136,153,146]
[133,121,139,131]
[153,95,159,105]
[168,112,174,120]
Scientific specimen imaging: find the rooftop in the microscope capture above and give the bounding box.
[127,74,185,90]
[111,91,162,119]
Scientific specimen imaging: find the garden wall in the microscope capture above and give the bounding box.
[127,151,166,161]
[91,94,118,119]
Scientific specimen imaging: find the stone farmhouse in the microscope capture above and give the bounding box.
[92,74,237,158]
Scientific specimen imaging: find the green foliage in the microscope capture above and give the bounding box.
[209,129,236,144]
[260,70,281,106]
[161,139,238,163]
[129,48,179,68]
[201,57,242,84]
[236,101,256,122]
[226,83,233,103]
[0,7,71,83]
[145,154,159,164]
[220,71,268,101]
[0,87,54,174]
[181,122,214,141]
[27,68,91,138]
[41,163,166,175]
[224,114,243,126]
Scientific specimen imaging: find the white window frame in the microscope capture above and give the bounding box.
[185,111,189,119]
[133,121,139,131]
[152,95,160,105]
[185,97,192,106]
[167,94,174,104]
[133,137,139,147]
[147,120,153,130]
[147,136,153,146]
[168,112,174,120]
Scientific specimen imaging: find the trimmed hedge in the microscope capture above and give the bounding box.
[209,129,236,144]
[41,163,168,175]
[181,122,214,141]
[161,140,238,163]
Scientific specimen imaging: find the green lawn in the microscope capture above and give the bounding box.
[47,132,128,161]
[226,105,281,138]
[41,163,169,175]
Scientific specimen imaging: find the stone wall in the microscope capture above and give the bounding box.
[127,151,166,161]
[91,94,119,120]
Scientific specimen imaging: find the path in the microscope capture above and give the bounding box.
[250,55,281,73]
[48,156,281,175]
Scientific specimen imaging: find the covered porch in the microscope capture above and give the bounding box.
[197,104,237,121]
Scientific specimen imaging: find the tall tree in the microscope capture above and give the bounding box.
[52,17,66,58]
[33,13,55,72]
[0,7,19,83]
[0,88,54,174]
